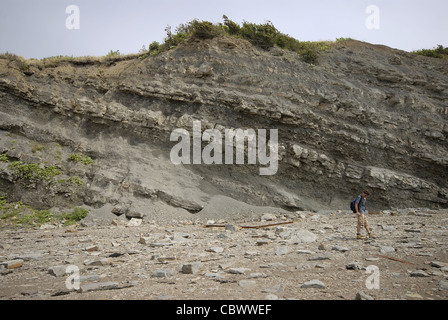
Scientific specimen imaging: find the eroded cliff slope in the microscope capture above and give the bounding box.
[0,36,447,222]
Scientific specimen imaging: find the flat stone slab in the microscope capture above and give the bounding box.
[0,259,24,269]
[301,279,326,289]
[78,281,120,293]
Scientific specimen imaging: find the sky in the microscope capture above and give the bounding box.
[0,0,447,59]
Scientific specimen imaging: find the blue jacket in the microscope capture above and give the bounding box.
[355,195,366,214]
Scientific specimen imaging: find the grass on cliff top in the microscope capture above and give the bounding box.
[0,50,142,72]
[142,16,334,64]
[1,16,337,67]
[3,16,444,70]
[411,45,448,60]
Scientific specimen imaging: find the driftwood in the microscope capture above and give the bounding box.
[204,221,294,229]
[375,254,415,265]
[240,221,294,229]
[203,225,227,228]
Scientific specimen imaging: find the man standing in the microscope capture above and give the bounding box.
[355,190,376,239]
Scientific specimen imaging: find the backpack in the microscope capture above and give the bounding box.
[350,195,361,213]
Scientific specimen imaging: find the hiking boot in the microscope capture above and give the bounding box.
[357,234,366,240]
[368,233,376,239]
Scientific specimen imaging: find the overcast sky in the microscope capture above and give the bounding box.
[0,0,447,59]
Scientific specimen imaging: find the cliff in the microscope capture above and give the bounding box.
[0,35,447,222]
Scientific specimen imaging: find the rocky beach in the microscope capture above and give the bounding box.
[1,208,447,300]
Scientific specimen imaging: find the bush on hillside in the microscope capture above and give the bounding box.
[148,16,330,64]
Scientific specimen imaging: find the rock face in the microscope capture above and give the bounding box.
[0,36,447,221]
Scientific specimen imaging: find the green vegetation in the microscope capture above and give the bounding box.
[14,209,54,226]
[9,161,62,181]
[58,176,85,187]
[61,207,89,225]
[143,16,332,64]
[0,51,142,71]
[149,41,162,56]
[31,144,45,153]
[0,195,26,222]
[412,45,448,59]
[3,15,446,69]
[336,37,354,43]
[20,61,30,72]
[0,194,88,228]
[68,153,93,165]
[106,49,121,58]
[0,153,8,163]
[1,16,340,66]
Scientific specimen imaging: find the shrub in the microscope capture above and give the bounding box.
[149,41,161,52]
[0,193,89,228]
[223,16,330,63]
[173,19,220,40]
[0,154,8,163]
[223,15,241,35]
[238,21,279,50]
[145,41,162,58]
[189,20,221,39]
[16,209,53,225]
[20,61,30,71]
[1,204,88,228]
[0,194,8,209]
[61,207,88,226]
[68,153,93,165]
[106,50,121,57]
[58,176,85,187]
[336,37,353,42]
[295,41,328,64]
[9,161,62,181]
[163,25,186,49]
[412,45,448,59]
